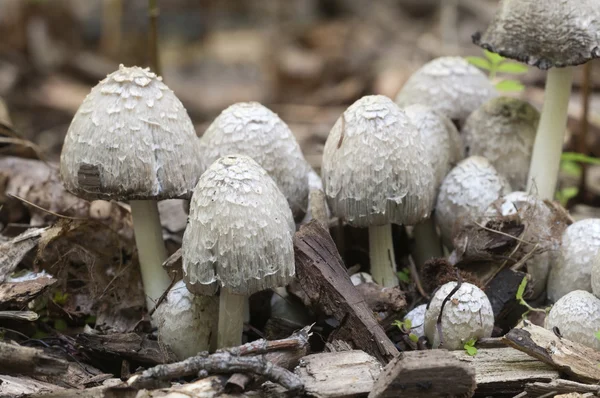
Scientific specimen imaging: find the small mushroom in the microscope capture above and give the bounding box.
[546,290,600,351]
[473,0,600,199]
[182,155,295,348]
[463,97,539,191]
[395,57,498,128]
[547,219,600,302]
[404,304,427,339]
[424,281,494,350]
[322,95,435,287]
[60,65,202,309]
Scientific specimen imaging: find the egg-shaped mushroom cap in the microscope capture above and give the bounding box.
[547,219,600,303]
[199,102,309,219]
[463,97,539,191]
[405,104,464,191]
[59,65,201,201]
[395,57,498,126]
[424,281,494,350]
[436,156,511,247]
[473,0,600,70]
[404,304,427,339]
[546,290,600,350]
[182,155,295,296]
[323,95,435,228]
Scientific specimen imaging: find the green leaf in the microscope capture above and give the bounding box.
[409,333,419,343]
[556,187,579,206]
[595,330,600,341]
[560,152,600,165]
[463,338,478,356]
[484,50,505,65]
[516,277,528,301]
[53,291,69,306]
[560,159,582,177]
[465,56,492,71]
[54,319,67,331]
[495,79,525,92]
[403,318,412,329]
[397,268,411,283]
[496,61,528,74]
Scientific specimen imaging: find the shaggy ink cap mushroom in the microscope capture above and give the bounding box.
[182,155,295,348]
[546,290,600,351]
[473,0,600,200]
[395,57,498,127]
[59,65,202,310]
[322,95,435,287]
[404,304,427,339]
[463,97,539,191]
[424,281,494,350]
[198,102,310,220]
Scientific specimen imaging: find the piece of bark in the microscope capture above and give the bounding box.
[293,221,398,363]
[0,227,46,282]
[526,379,600,396]
[0,341,68,376]
[0,375,65,396]
[76,332,175,365]
[296,351,382,398]
[450,347,558,396]
[30,379,132,398]
[503,321,600,384]
[354,282,406,313]
[369,350,476,398]
[307,189,329,229]
[484,268,528,334]
[162,247,182,281]
[0,310,39,320]
[0,274,56,309]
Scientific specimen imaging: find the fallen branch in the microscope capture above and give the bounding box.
[0,341,68,376]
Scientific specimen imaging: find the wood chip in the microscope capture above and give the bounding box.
[0,227,46,282]
[0,341,68,376]
[526,379,600,397]
[0,275,56,309]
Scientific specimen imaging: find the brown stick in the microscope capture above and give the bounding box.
[0,341,68,376]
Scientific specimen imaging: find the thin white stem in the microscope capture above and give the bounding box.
[526,67,574,200]
[130,199,171,310]
[368,224,398,287]
[412,217,443,268]
[217,290,246,348]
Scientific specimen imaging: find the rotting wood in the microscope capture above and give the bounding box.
[308,188,329,229]
[293,221,399,363]
[0,374,66,397]
[368,349,475,398]
[0,274,56,309]
[526,379,600,396]
[0,341,68,376]
[354,282,406,314]
[484,268,528,334]
[76,332,175,365]
[0,227,46,282]
[503,321,600,383]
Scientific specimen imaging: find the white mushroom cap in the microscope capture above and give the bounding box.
[424,281,494,350]
[592,252,600,298]
[463,97,539,191]
[473,0,600,70]
[404,304,427,338]
[60,65,202,201]
[546,290,600,350]
[350,272,375,286]
[182,155,295,296]
[547,219,600,302]
[435,156,511,247]
[154,280,218,360]
[405,104,464,190]
[198,102,310,219]
[395,57,498,126]
[322,95,435,228]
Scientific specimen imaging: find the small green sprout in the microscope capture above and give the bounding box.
[397,267,411,283]
[466,50,527,92]
[516,277,549,319]
[393,318,419,343]
[463,338,478,356]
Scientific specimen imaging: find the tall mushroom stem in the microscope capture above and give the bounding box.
[217,290,246,348]
[526,67,574,200]
[130,200,171,310]
[368,224,398,287]
[412,217,443,268]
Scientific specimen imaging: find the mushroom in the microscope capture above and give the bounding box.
[435,156,511,248]
[198,102,310,220]
[154,280,218,360]
[182,155,295,348]
[547,219,600,303]
[0,96,11,126]
[462,97,539,191]
[591,252,600,298]
[424,281,494,350]
[404,104,464,266]
[404,304,427,339]
[395,56,498,128]
[322,95,435,287]
[546,290,600,351]
[473,0,600,199]
[60,65,202,309]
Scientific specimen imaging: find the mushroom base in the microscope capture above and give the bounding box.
[217,290,246,348]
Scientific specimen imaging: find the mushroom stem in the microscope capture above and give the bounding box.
[412,217,443,268]
[130,200,171,310]
[368,224,398,287]
[526,67,574,200]
[217,290,246,348]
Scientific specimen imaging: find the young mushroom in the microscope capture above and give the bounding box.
[403,304,427,339]
[322,95,435,287]
[395,57,498,128]
[546,290,600,351]
[182,155,295,348]
[462,97,539,190]
[60,65,202,309]
[473,0,600,199]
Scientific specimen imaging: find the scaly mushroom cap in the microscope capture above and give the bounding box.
[322,95,435,228]
[463,97,539,191]
[405,104,464,190]
[60,65,202,201]
[547,219,600,302]
[546,290,600,350]
[199,102,310,219]
[182,155,295,296]
[395,57,498,126]
[436,156,511,247]
[404,304,427,339]
[424,281,494,350]
[473,0,600,70]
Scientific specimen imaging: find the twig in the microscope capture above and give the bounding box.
[0,311,39,321]
[473,221,536,246]
[148,276,176,315]
[7,193,88,221]
[436,270,462,348]
[408,255,429,299]
[221,325,312,357]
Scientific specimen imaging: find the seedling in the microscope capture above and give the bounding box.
[466,50,527,92]
[397,268,411,284]
[516,276,548,319]
[463,338,478,356]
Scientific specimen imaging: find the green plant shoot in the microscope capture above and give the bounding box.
[463,338,478,356]
[466,50,527,92]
